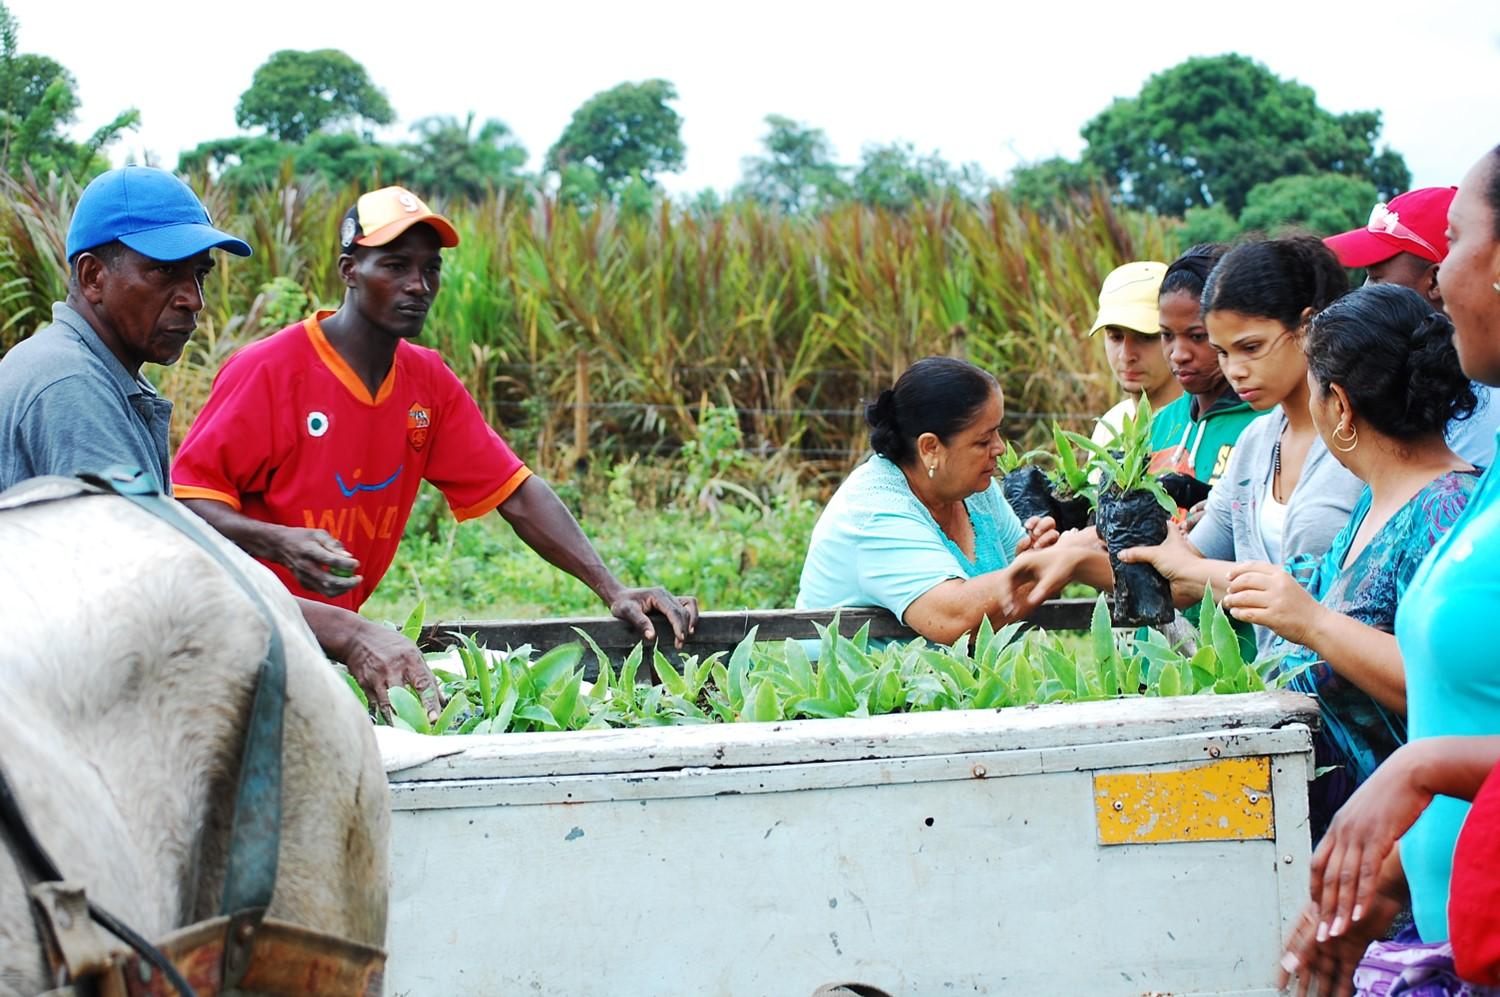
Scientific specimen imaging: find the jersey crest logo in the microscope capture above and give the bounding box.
[407,403,431,452]
[306,411,330,437]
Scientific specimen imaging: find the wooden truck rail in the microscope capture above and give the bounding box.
[419,597,1103,676]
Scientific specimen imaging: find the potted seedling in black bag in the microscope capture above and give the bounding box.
[1066,402,1177,627]
[1042,422,1094,532]
[998,441,1056,526]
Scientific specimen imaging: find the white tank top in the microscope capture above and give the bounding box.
[1259,492,1288,564]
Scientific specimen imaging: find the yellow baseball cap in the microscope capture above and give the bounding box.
[1088,261,1167,336]
[339,186,459,251]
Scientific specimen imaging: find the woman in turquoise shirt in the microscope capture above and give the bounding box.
[1278,146,1500,993]
[797,357,1106,643]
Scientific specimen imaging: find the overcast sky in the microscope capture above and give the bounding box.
[9,0,1498,196]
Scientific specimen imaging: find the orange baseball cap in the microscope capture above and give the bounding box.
[339,186,459,250]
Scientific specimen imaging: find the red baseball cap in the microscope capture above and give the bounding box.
[1324,187,1455,267]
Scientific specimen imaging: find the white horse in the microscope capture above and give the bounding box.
[0,482,388,994]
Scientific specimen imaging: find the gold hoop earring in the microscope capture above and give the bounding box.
[1332,425,1358,453]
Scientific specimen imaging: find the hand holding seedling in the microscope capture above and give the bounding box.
[278,526,361,597]
[1128,521,1194,584]
[1223,561,1324,645]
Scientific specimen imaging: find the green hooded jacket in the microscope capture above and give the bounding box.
[1148,387,1263,485]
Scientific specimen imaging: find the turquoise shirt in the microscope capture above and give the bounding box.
[1396,450,1500,941]
[796,454,1027,621]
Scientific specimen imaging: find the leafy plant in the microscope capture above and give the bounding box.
[1065,398,1174,513]
[368,593,1293,736]
[1045,421,1094,502]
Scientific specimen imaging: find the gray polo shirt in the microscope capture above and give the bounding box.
[0,302,173,492]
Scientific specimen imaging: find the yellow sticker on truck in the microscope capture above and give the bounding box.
[1093,756,1273,845]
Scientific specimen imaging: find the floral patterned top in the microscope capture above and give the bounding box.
[1272,470,1480,816]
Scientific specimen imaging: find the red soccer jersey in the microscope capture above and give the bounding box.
[172,312,530,610]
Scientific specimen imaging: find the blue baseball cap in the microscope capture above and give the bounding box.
[66,166,252,263]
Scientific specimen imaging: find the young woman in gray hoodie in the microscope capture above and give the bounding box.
[1119,236,1364,658]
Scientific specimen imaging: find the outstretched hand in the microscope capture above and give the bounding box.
[1307,745,1432,949]
[610,587,700,648]
[997,546,1080,618]
[275,526,361,598]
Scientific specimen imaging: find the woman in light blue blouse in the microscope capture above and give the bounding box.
[797,357,1105,643]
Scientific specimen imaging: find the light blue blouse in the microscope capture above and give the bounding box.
[1396,449,1500,942]
[796,454,1027,621]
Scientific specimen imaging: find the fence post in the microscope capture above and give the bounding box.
[573,349,590,470]
[947,323,967,361]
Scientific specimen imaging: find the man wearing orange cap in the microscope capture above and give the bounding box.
[173,186,697,668]
[1325,187,1500,467]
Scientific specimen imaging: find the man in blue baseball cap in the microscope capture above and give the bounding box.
[0,166,250,493]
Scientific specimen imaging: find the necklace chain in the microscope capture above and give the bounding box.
[1272,436,1284,501]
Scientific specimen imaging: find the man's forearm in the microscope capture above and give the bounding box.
[295,597,363,661]
[184,497,287,560]
[497,477,622,601]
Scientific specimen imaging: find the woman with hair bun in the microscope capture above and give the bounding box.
[796,357,1107,644]
[1221,284,1480,834]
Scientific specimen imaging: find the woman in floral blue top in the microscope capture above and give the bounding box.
[1221,285,1480,836]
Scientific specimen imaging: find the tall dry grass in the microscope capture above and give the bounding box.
[0,174,1175,472]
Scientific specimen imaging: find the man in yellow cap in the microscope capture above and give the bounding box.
[173,187,696,713]
[1087,261,1180,447]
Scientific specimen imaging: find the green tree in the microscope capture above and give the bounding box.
[235,49,394,144]
[850,142,989,209]
[1177,204,1240,248]
[0,1,136,177]
[1236,172,1378,237]
[1081,54,1410,216]
[554,161,605,208]
[1005,156,1102,214]
[178,132,407,192]
[735,114,848,213]
[545,79,684,187]
[403,113,528,201]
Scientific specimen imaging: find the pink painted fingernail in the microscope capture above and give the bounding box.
[1316,921,1328,943]
[1331,915,1346,937]
[1280,953,1299,974]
